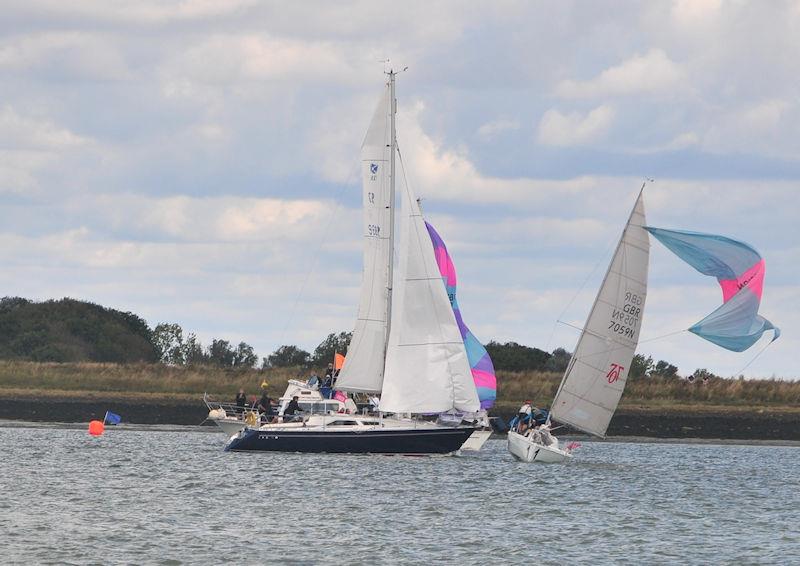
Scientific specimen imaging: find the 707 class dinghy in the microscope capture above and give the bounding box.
[226,70,481,455]
[508,188,650,463]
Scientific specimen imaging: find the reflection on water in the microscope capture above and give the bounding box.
[1,425,797,564]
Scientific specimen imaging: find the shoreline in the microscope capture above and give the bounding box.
[1,393,798,441]
[2,420,799,447]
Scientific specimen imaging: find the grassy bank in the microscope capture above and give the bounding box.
[0,360,298,402]
[1,361,798,412]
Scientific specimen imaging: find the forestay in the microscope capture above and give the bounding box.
[379,181,480,414]
[336,85,393,393]
[551,191,650,437]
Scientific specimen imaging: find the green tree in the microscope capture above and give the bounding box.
[182,333,207,365]
[152,322,185,365]
[653,360,679,379]
[0,297,158,363]
[207,339,235,367]
[485,341,551,372]
[630,354,654,379]
[311,332,352,366]
[233,342,258,368]
[266,345,310,368]
[545,347,571,373]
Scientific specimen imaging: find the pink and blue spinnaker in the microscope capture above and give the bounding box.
[646,227,779,352]
[426,222,497,409]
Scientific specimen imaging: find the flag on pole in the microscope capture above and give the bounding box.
[334,353,345,370]
[103,411,121,425]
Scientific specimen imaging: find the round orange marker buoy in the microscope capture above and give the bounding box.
[88,420,105,436]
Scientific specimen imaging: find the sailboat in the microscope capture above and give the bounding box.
[508,188,650,463]
[225,71,479,454]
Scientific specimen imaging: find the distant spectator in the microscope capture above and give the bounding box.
[235,389,246,416]
[258,391,272,422]
[284,395,303,422]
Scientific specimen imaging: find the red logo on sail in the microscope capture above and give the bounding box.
[607,363,624,384]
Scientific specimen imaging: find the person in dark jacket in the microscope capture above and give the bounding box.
[257,393,273,423]
[235,389,246,417]
[283,396,303,421]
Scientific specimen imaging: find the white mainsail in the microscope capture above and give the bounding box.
[550,189,650,437]
[335,85,393,393]
[378,174,480,414]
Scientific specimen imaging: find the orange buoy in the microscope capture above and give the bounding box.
[88,420,105,436]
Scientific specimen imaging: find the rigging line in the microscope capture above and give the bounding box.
[730,338,774,377]
[639,329,687,344]
[277,169,357,350]
[544,233,617,354]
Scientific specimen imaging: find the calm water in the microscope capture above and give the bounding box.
[1,424,798,565]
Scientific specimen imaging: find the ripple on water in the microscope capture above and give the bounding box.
[1,427,798,564]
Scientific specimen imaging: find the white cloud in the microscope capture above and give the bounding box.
[0,106,90,150]
[0,32,131,80]
[670,0,723,29]
[536,105,615,146]
[476,118,520,140]
[555,49,685,99]
[161,34,361,85]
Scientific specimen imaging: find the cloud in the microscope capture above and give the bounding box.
[0,106,91,150]
[476,118,520,140]
[160,34,361,86]
[555,49,685,99]
[0,32,131,80]
[670,0,723,29]
[536,105,615,146]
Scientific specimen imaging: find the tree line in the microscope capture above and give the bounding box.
[1,297,706,378]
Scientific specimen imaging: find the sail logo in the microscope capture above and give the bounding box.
[606,363,624,384]
[370,163,379,174]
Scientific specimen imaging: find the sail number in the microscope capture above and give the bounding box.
[608,290,643,340]
[625,291,643,306]
[368,224,381,237]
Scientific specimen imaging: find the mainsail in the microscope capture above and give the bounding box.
[550,190,650,437]
[335,85,393,393]
[645,228,780,352]
[426,222,497,409]
[379,183,480,414]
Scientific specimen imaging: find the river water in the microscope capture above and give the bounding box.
[1,424,797,565]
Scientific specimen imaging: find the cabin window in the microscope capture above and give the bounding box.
[328,420,358,426]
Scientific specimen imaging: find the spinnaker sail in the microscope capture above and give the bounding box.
[645,228,780,352]
[425,221,497,409]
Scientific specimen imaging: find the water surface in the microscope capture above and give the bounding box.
[1,425,797,564]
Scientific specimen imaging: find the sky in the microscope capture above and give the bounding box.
[1,0,798,377]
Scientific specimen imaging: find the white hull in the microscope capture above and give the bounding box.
[507,430,572,463]
[461,429,492,451]
[211,417,247,436]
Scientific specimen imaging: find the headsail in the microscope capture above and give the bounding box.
[550,190,650,437]
[425,222,497,409]
[645,228,780,352]
[335,84,393,393]
[379,183,480,414]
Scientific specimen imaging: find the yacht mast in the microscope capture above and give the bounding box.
[384,70,397,358]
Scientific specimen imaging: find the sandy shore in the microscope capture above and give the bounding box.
[1,394,798,440]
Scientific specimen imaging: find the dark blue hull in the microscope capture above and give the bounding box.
[224,426,475,454]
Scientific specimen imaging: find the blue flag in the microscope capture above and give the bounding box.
[104,411,121,425]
